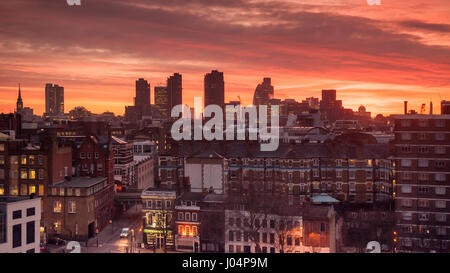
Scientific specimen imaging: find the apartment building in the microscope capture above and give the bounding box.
[393,114,450,252]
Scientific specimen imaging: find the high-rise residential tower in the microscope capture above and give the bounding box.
[154,86,170,118]
[167,73,182,110]
[204,70,224,109]
[45,83,64,116]
[135,78,151,108]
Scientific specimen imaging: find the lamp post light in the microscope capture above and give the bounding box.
[109,219,113,235]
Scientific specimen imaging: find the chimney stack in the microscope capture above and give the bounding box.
[404,101,408,115]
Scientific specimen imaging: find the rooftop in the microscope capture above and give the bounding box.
[52,176,107,188]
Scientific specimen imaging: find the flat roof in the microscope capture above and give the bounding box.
[52,176,107,188]
[0,196,37,204]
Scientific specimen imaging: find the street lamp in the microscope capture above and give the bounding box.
[109,219,113,235]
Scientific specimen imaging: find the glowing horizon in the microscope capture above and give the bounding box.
[1,0,449,116]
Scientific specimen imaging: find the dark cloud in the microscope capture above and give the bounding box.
[400,20,450,33]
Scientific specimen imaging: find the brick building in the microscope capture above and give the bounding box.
[393,114,450,252]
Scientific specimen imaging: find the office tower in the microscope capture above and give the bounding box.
[167,73,182,110]
[45,83,64,116]
[204,70,224,109]
[393,114,450,253]
[154,86,169,118]
[320,89,343,122]
[16,84,23,113]
[252,77,274,106]
[135,78,150,108]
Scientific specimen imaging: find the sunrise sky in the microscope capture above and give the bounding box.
[1,0,450,116]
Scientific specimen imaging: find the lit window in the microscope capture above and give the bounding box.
[28,169,36,179]
[29,185,36,195]
[20,169,28,179]
[53,201,62,213]
[68,201,76,213]
[21,155,27,165]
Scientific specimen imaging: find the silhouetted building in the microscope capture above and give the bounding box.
[135,78,150,109]
[320,89,343,122]
[45,84,64,116]
[204,70,224,109]
[16,85,23,113]
[168,73,182,110]
[441,100,450,115]
[252,78,274,106]
[155,86,170,118]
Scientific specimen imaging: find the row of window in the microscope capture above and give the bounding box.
[0,155,44,166]
[0,184,44,196]
[400,133,448,142]
[0,168,45,180]
[178,212,198,221]
[177,224,198,236]
[401,212,448,222]
[79,152,99,159]
[400,119,446,128]
[228,245,275,253]
[399,199,447,209]
[399,185,447,195]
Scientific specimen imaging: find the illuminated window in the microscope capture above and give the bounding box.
[75,188,80,196]
[28,169,36,179]
[178,225,184,235]
[185,225,190,235]
[20,169,28,179]
[28,155,35,165]
[0,155,4,165]
[59,188,65,196]
[0,144,4,151]
[39,185,44,196]
[29,185,36,195]
[0,184,4,195]
[53,201,62,213]
[349,159,355,167]
[192,226,197,236]
[21,155,27,165]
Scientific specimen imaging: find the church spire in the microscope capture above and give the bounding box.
[16,83,23,112]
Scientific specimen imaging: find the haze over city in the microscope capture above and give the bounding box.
[1,0,450,115]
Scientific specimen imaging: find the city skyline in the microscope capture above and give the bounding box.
[1,0,450,115]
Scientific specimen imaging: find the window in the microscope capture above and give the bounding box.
[13,224,21,248]
[13,210,22,219]
[401,133,412,140]
[435,200,446,209]
[0,184,4,195]
[401,159,412,167]
[75,188,80,196]
[418,199,429,208]
[336,170,342,178]
[270,233,275,244]
[435,173,446,182]
[192,226,197,236]
[435,161,446,168]
[178,212,184,220]
[68,201,76,213]
[53,201,62,213]
[97,164,103,171]
[436,187,446,195]
[418,133,428,141]
[349,183,356,191]
[401,199,412,207]
[38,169,44,180]
[418,173,429,181]
[418,213,429,221]
[192,213,197,221]
[401,120,412,127]
[27,208,35,217]
[435,146,446,154]
[436,214,447,222]
[228,245,234,253]
[366,171,372,180]
[185,212,190,221]
[435,120,446,127]
[349,171,355,180]
[178,225,184,235]
[80,152,85,159]
[402,185,412,193]
[418,159,429,168]
[418,186,429,194]
[228,231,234,241]
[401,146,411,153]
[0,169,4,179]
[20,169,28,179]
[402,212,412,221]
[435,133,445,141]
[417,146,429,154]
[26,221,35,244]
[95,152,99,159]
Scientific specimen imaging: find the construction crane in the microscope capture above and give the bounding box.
[237,96,242,104]
[420,103,426,114]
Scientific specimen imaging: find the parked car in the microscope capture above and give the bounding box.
[120,228,130,238]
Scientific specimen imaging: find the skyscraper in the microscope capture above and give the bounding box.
[204,70,224,109]
[135,78,150,108]
[320,89,343,122]
[154,86,169,118]
[167,73,182,110]
[252,77,274,106]
[45,83,64,116]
